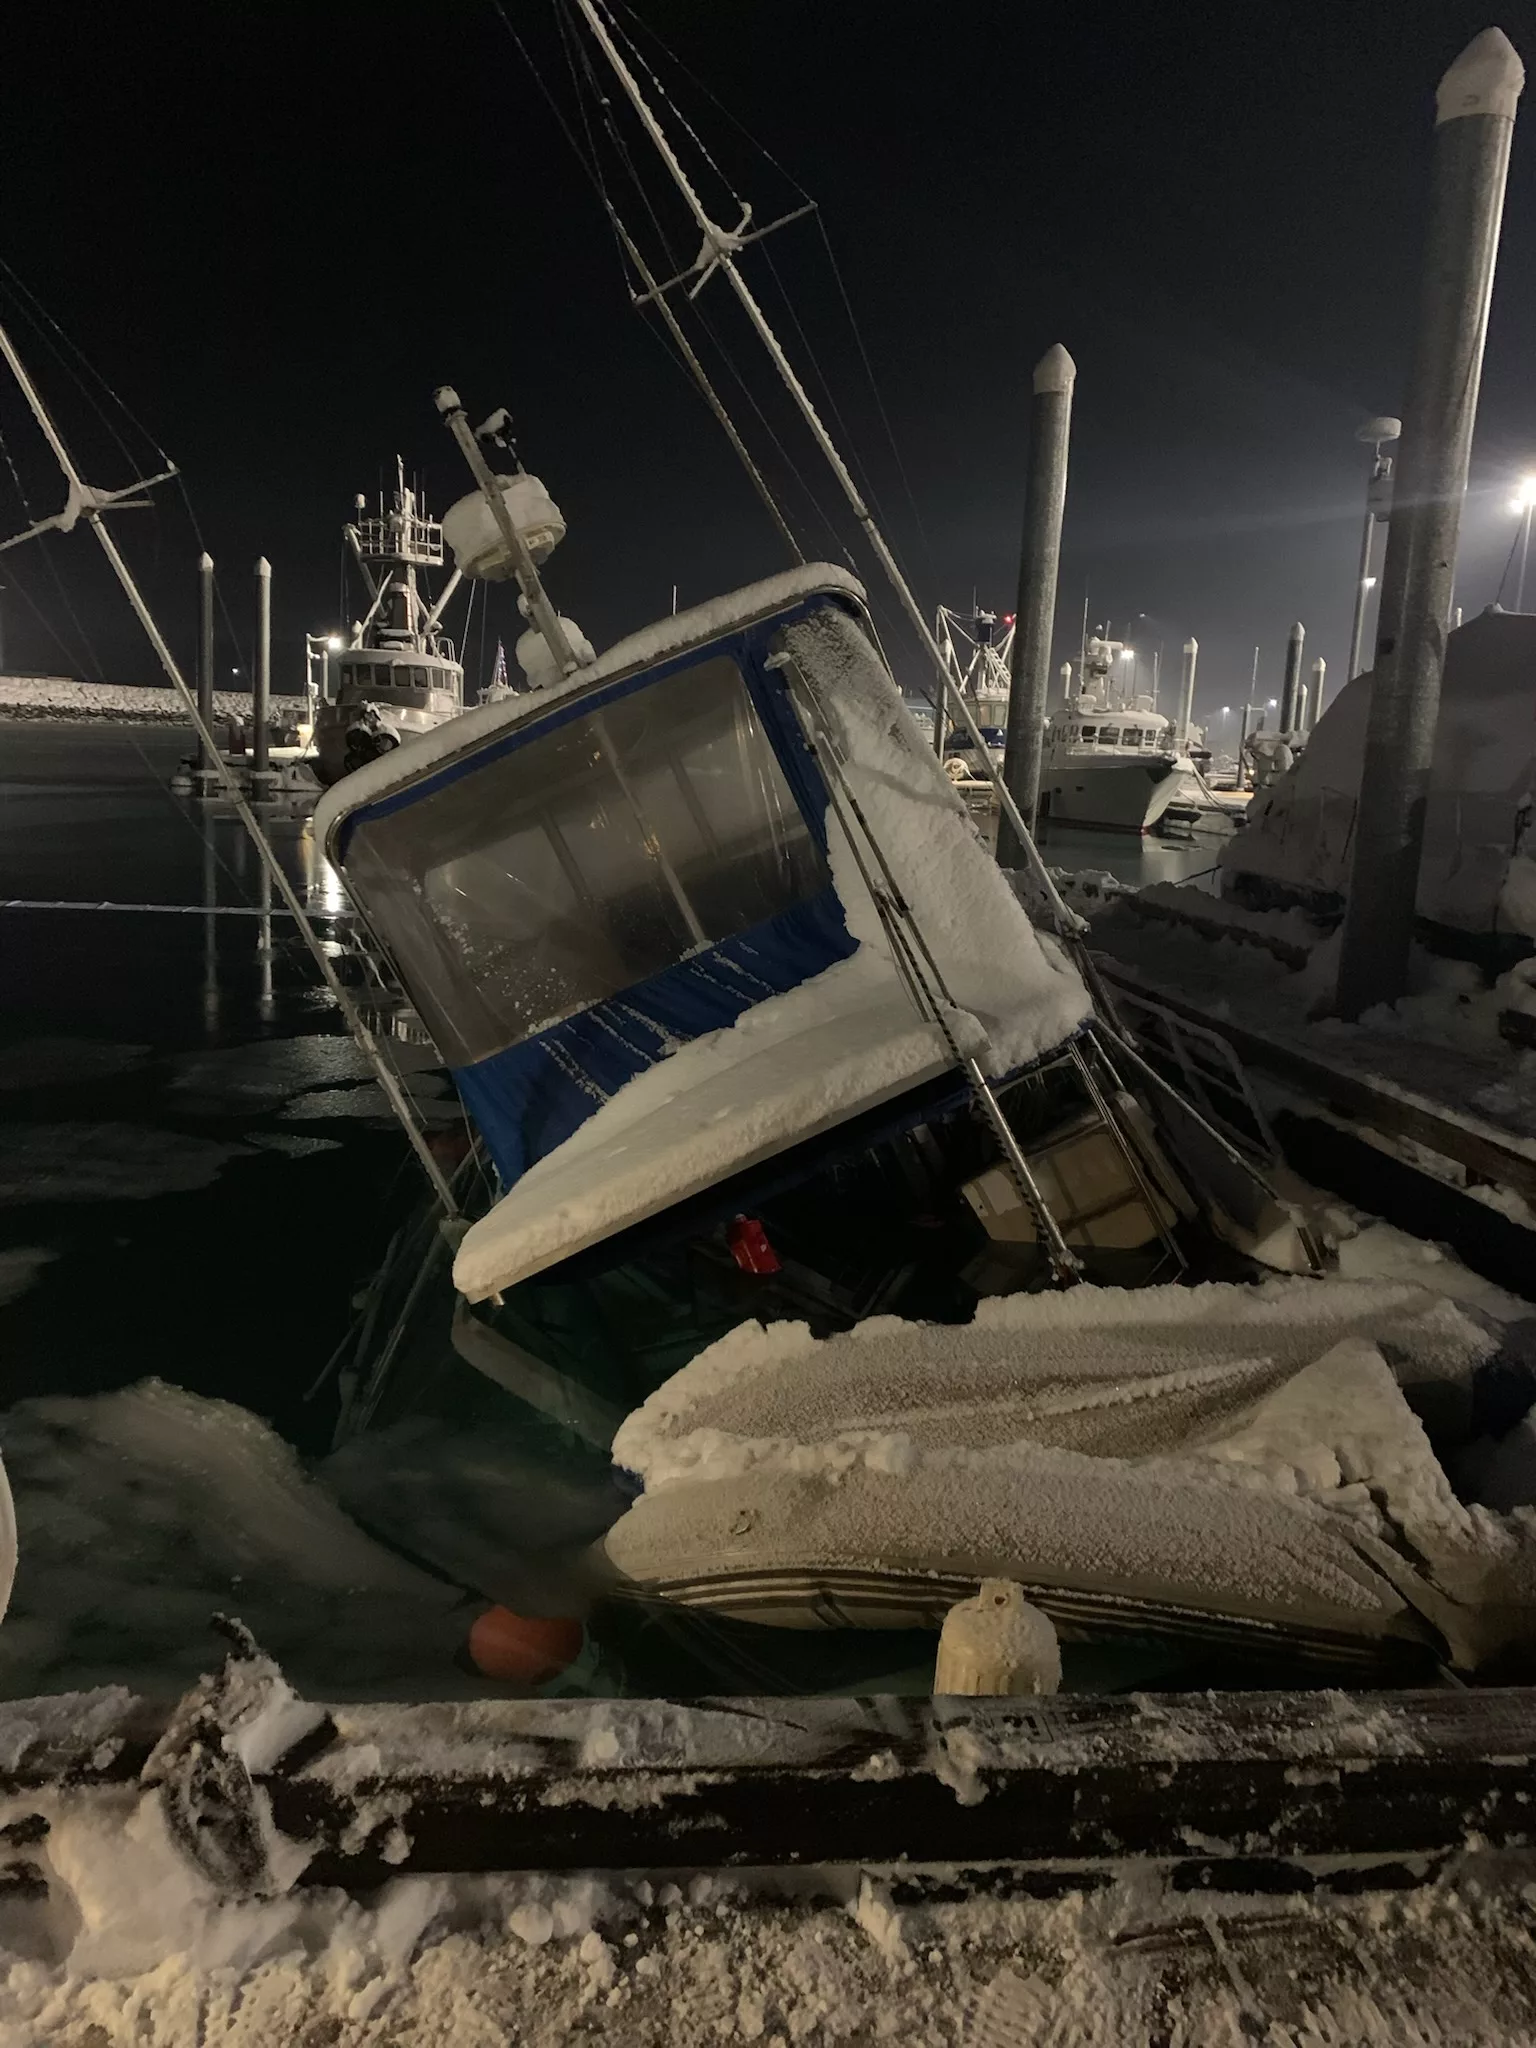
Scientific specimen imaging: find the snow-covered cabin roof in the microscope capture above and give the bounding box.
[314,563,866,852]
[1222,609,1536,940]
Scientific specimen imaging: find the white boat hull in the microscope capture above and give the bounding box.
[1038,754,1204,833]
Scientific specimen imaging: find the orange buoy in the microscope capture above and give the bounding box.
[467,1604,585,1685]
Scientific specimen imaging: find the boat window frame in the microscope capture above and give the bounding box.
[332,639,836,1068]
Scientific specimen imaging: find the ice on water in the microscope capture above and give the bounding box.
[281,1080,463,1127]
[0,1039,151,1091]
[0,1380,472,1701]
[0,1246,57,1306]
[0,1123,244,1206]
[168,1034,380,1109]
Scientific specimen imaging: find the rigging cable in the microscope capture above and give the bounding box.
[502,1,811,563]
[554,1,855,568]
[603,0,935,584]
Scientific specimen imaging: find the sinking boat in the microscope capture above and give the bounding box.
[316,546,1320,1350]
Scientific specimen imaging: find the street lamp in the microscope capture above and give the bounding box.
[1348,416,1400,680]
[1511,477,1536,611]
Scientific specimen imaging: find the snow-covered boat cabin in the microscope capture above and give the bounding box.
[1056,708,1174,756]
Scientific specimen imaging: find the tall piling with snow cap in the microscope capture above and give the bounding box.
[1309,656,1327,731]
[1279,620,1305,733]
[1176,637,1198,750]
[196,552,216,786]
[998,344,1075,863]
[1337,28,1523,1019]
[252,557,272,791]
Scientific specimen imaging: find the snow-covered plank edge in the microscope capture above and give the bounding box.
[3,1684,1532,1880]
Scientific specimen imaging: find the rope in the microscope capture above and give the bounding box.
[814,213,936,579]
[505,0,815,563]
[607,0,814,204]
[0,259,169,474]
[596,0,746,219]
[0,411,103,679]
[1494,515,1523,608]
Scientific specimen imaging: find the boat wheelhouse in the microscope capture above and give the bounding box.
[314,468,465,784]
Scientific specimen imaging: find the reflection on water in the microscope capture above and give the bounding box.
[0,722,350,1050]
[1032,816,1226,895]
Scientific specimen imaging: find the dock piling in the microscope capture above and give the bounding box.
[1175,638,1197,751]
[1309,656,1327,731]
[998,345,1075,861]
[1279,621,1305,733]
[252,557,275,796]
[195,553,217,794]
[1336,28,1523,1019]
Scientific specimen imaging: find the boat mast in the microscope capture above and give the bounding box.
[569,0,1078,932]
[0,318,459,1215]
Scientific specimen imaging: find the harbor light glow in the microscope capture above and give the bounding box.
[326,634,344,651]
[1513,476,1536,513]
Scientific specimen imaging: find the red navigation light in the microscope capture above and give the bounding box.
[1002,613,1016,627]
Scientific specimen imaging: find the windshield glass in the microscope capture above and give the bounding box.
[341,654,828,1066]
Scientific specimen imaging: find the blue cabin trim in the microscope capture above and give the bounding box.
[453,887,857,1184]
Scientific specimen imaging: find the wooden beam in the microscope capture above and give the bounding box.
[8,1686,1529,1887]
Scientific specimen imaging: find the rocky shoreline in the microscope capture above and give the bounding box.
[0,675,306,726]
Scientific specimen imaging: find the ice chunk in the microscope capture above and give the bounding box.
[0,1380,470,1701]
[0,1123,243,1205]
[0,1246,56,1305]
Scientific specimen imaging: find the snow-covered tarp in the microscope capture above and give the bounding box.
[604,1279,1536,1671]
[1221,608,1536,940]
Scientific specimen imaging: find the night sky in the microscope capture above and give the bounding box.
[2,0,1534,733]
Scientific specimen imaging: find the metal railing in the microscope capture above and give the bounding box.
[354,514,444,565]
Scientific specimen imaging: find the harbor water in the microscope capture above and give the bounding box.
[0,720,1227,1703]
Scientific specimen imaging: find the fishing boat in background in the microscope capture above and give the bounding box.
[313,464,469,785]
[1037,633,1214,833]
[934,610,1235,834]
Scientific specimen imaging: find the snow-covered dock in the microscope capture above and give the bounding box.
[2,1662,1535,2045]
[1087,884,1536,1295]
